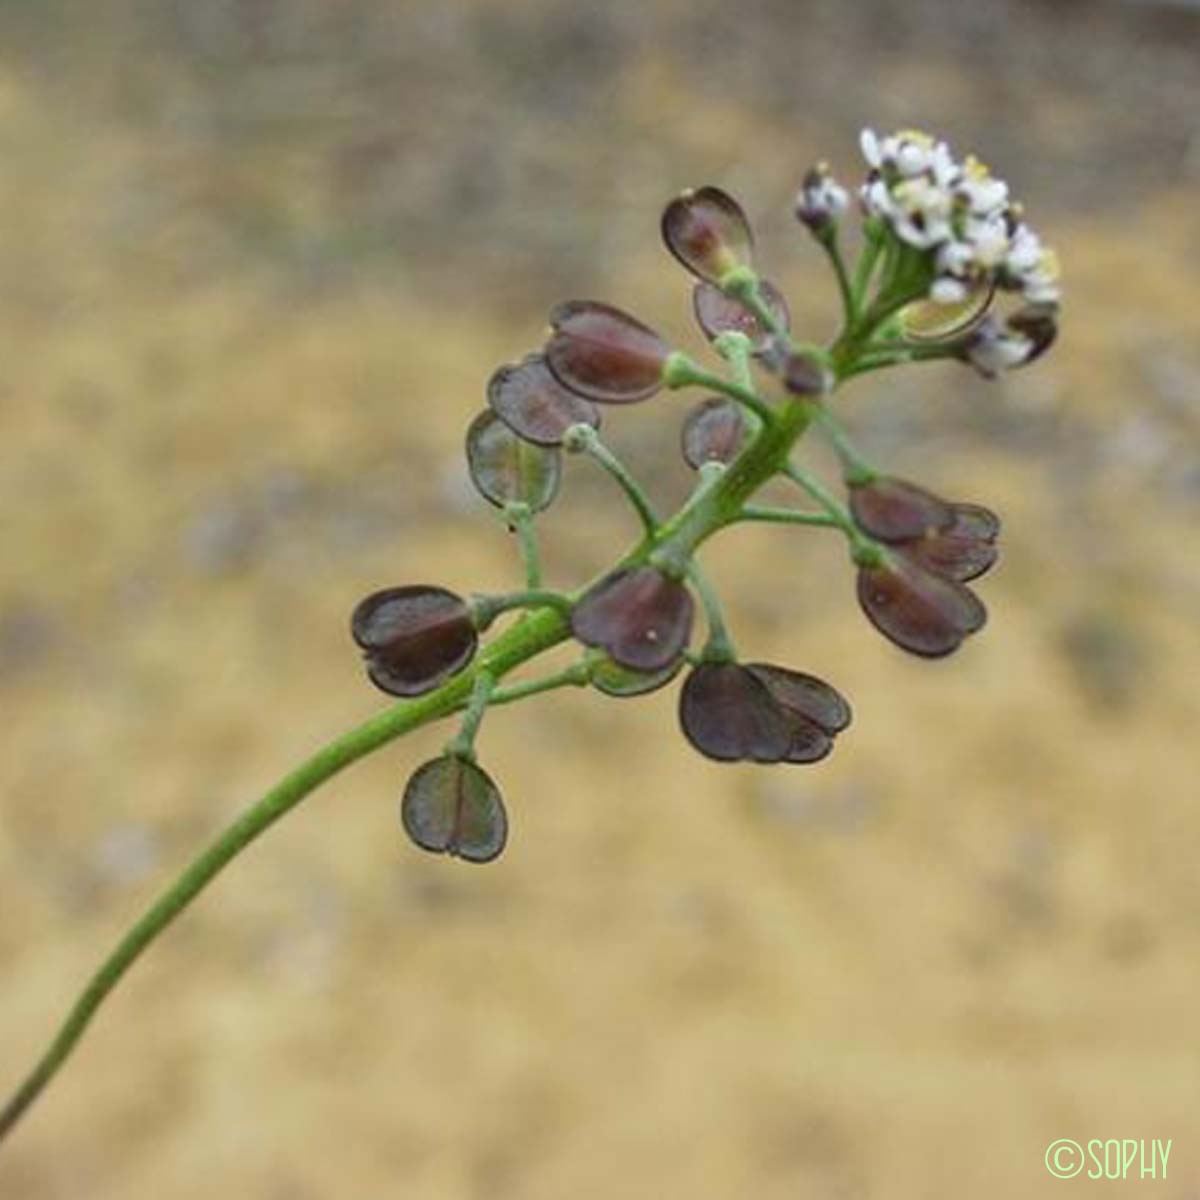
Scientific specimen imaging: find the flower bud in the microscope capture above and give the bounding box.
[465,410,561,513]
[856,555,987,658]
[794,163,848,233]
[545,300,670,404]
[487,353,600,447]
[848,476,954,543]
[571,566,693,672]
[692,279,790,353]
[661,186,753,283]
[351,586,478,696]
[680,397,745,470]
[401,755,508,863]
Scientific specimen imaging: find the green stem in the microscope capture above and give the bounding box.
[490,661,591,704]
[564,425,659,535]
[471,589,573,628]
[505,503,542,589]
[782,461,881,566]
[662,354,777,426]
[807,404,876,484]
[850,224,885,310]
[0,302,854,1145]
[686,563,735,661]
[0,605,572,1145]
[736,505,839,529]
[445,671,496,760]
[818,230,856,328]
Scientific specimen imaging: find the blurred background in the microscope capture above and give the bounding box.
[1,1,1198,1196]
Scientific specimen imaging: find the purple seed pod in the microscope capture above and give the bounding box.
[680,397,746,469]
[692,279,791,354]
[745,663,853,764]
[856,554,987,658]
[487,354,600,447]
[544,300,670,404]
[465,409,561,512]
[848,476,955,543]
[899,503,1000,583]
[661,186,754,283]
[351,586,478,697]
[781,352,833,398]
[678,662,793,763]
[571,566,694,672]
[401,755,508,864]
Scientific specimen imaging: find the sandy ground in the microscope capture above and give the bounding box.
[2,3,1199,1196]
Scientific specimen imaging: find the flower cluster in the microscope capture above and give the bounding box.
[856,127,1061,310]
[341,129,1060,865]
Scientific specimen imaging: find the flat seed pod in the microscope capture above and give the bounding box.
[661,187,753,283]
[692,279,790,353]
[949,502,1001,542]
[849,476,954,543]
[544,300,669,404]
[779,714,835,765]
[401,755,508,864]
[487,354,600,447]
[903,527,998,583]
[744,663,852,734]
[898,278,994,341]
[857,555,987,658]
[678,662,792,763]
[571,566,694,672]
[590,654,683,698]
[680,398,745,469]
[351,586,478,696]
[466,409,561,512]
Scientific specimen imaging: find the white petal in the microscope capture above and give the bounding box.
[859,128,881,168]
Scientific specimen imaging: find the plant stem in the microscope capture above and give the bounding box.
[686,562,735,661]
[736,505,839,529]
[564,425,659,535]
[817,230,856,328]
[0,308,844,1145]
[505,503,542,589]
[0,604,572,1144]
[445,671,496,760]
[806,403,877,484]
[782,461,881,566]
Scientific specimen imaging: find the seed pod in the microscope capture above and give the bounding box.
[744,664,852,734]
[680,397,745,469]
[857,555,987,658]
[661,187,754,283]
[401,755,508,863]
[900,504,1000,583]
[848,476,954,543]
[692,279,790,354]
[898,278,994,341]
[352,586,478,696]
[678,662,792,763]
[544,300,669,404]
[465,409,561,512]
[745,663,852,764]
[781,352,832,398]
[1006,305,1058,364]
[487,354,600,447]
[571,566,694,672]
[590,654,683,699]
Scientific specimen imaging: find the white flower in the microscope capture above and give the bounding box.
[964,318,1034,378]
[855,126,1062,310]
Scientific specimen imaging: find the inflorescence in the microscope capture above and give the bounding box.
[353,127,1062,864]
